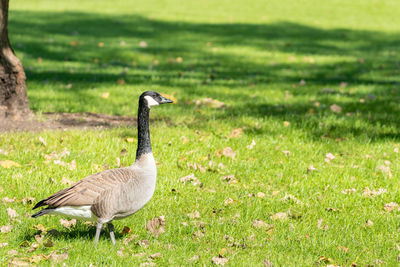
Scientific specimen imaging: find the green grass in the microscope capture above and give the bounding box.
[1,0,400,265]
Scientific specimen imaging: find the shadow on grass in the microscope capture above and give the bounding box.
[8,10,400,140]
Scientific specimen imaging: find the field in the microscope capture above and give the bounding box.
[1,0,400,265]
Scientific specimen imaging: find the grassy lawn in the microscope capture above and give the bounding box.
[1,0,400,265]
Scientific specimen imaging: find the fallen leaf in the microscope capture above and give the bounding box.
[384,202,400,212]
[49,251,68,262]
[188,255,200,262]
[342,188,357,194]
[376,165,392,177]
[283,121,291,127]
[338,246,349,252]
[181,136,190,144]
[98,42,104,47]
[21,197,35,205]
[123,234,138,245]
[246,140,256,150]
[281,193,302,204]
[325,153,335,163]
[211,256,229,265]
[126,137,136,143]
[195,98,226,109]
[307,165,316,173]
[330,104,342,113]
[187,162,206,173]
[43,239,54,247]
[187,210,200,219]
[270,212,288,221]
[122,226,132,235]
[117,247,124,257]
[2,197,16,204]
[146,216,165,237]
[0,243,8,247]
[150,253,162,259]
[229,128,243,138]
[33,224,47,233]
[0,160,21,168]
[38,136,47,146]
[117,78,125,85]
[263,259,273,266]
[139,41,148,48]
[70,40,79,46]
[257,192,266,198]
[364,219,374,227]
[224,198,234,206]
[253,219,269,228]
[8,249,18,256]
[61,177,74,185]
[221,175,238,184]
[180,174,202,186]
[59,219,76,229]
[222,147,236,159]
[101,92,110,99]
[68,160,77,171]
[282,150,290,156]
[317,218,328,230]
[363,187,386,198]
[7,208,18,218]
[176,57,183,63]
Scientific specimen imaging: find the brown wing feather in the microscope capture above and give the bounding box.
[34,168,134,208]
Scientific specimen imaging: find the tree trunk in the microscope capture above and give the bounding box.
[0,0,30,120]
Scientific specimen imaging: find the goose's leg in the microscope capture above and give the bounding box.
[108,223,116,245]
[94,222,103,243]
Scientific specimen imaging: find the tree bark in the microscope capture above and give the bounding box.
[0,0,30,120]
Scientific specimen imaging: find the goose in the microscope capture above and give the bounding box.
[32,91,173,245]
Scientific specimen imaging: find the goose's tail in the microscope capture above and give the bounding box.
[32,208,54,218]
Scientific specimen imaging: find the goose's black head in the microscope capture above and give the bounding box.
[140,91,173,109]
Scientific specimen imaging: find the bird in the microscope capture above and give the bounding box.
[32,91,173,245]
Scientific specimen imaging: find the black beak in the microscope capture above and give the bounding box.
[160,96,173,104]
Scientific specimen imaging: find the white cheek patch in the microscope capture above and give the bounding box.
[144,95,159,108]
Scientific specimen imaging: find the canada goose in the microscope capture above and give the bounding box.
[32,91,173,245]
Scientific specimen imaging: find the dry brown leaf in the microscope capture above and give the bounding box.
[222,147,236,159]
[123,234,138,245]
[282,150,290,156]
[257,192,266,198]
[188,255,200,262]
[101,92,110,99]
[325,153,335,163]
[263,259,273,267]
[38,136,47,146]
[252,219,269,228]
[150,252,162,259]
[187,210,200,219]
[281,193,302,204]
[364,219,374,227]
[43,239,54,247]
[8,258,29,266]
[61,177,74,185]
[330,104,342,113]
[49,251,68,262]
[0,242,8,247]
[224,198,234,206]
[342,188,357,194]
[187,162,206,173]
[283,121,291,127]
[221,175,238,184]
[146,216,165,237]
[21,197,35,205]
[270,212,288,221]
[376,165,392,177]
[34,234,44,243]
[139,41,148,48]
[33,224,46,233]
[117,247,125,257]
[229,128,243,138]
[7,208,18,218]
[307,165,316,173]
[384,202,400,212]
[338,245,349,252]
[211,256,229,265]
[181,136,190,144]
[122,226,132,235]
[59,218,76,229]
[195,98,226,109]
[68,160,77,171]
[0,160,21,168]
[246,140,256,150]
[2,197,16,204]
[363,187,386,198]
[317,218,328,230]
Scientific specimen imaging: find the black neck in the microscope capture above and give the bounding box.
[136,99,152,160]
